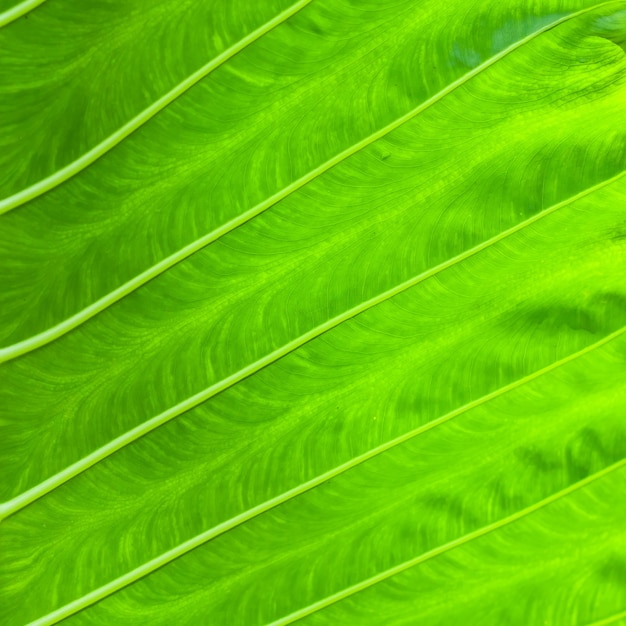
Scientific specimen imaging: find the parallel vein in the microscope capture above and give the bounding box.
[24,327,626,626]
[588,610,626,626]
[0,0,44,28]
[0,0,314,214]
[0,1,619,362]
[0,173,622,520]
[269,458,626,625]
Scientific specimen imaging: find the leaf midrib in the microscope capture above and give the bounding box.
[1,167,623,522]
[0,1,616,362]
[25,328,626,625]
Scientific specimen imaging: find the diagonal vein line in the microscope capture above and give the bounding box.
[0,0,314,214]
[269,458,626,626]
[1,171,624,521]
[0,0,44,28]
[1,1,621,363]
[23,326,626,626]
[587,609,626,626]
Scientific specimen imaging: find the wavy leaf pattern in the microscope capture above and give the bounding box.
[1,0,626,624]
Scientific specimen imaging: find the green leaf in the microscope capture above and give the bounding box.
[1,0,626,624]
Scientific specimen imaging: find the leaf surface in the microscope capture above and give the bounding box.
[1,0,626,624]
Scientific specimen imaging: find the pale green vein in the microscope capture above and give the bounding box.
[0,2,620,364]
[23,327,626,626]
[269,458,626,626]
[0,0,313,215]
[0,0,44,28]
[588,610,626,626]
[0,174,622,521]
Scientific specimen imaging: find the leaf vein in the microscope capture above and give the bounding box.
[269,459,626,625]
[0,0,44,28]
[1,1,621,361]
[22,328,626,625]
[0,0,314,214]
[1,175,623,519]
[587,609,626,626]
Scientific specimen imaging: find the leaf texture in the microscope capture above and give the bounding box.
[1,0,626,624]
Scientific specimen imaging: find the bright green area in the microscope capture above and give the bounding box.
[1,0,626,624]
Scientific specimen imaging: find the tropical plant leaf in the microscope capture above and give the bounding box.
[1,0,626,624]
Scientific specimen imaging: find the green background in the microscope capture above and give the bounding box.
[1,0,626,623]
